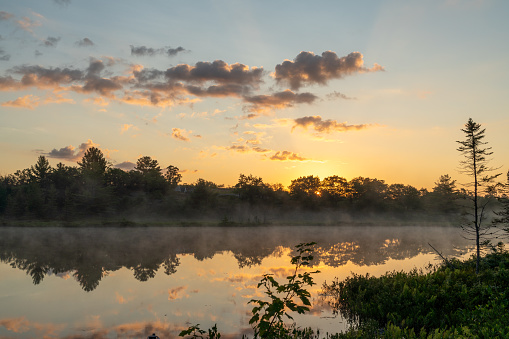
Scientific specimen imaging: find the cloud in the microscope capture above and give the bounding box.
[243,130,266,145]
[165,60,264,86]
[166,46,186,56]
[42,36,61,47]
[168,285,188,300]
[269,151,308,161]
[132,67,165,82]
[243,89,317,115]
[114,161,136,171]
[47,139,101,161]
[274,50,384,90]
[76,37,94,47]
[0,317,30,333]
[16,16,41,34]
[0,11,14,21]
[171,128,190,141]
[4,92,77,109]
[292,116,371,134]
[130,45,186,57]
[252,146,271,153]
[120,124,139,134]
[185,83,252,98]
[224,144,271,154]
[224,145,251,153]
[1,59,127,98]
[130,45,161,57]
[34,50,43,57]
[10,64,83,89]
[1,57,264,108]
[0,317,65,337]
[0,48,11,61]
[1,94,40,109]
[326,91,355,100]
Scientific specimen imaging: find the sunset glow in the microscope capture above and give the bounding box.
[0,1,508,189]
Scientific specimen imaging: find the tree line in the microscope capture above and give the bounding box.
[0,147,482,222]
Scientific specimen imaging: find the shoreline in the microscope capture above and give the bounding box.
[0,217,460,228]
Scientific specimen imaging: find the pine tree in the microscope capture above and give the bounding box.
[456,118,501,273]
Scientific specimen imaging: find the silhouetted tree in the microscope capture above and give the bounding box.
[163,256,180,275]
[457,118,501,273]
[134,156,167,197]
[77,147,108,177]
[188,178,217,209]
[429,174,459,213]
[289,175,322,208]
[164,165,182,187]
[321,175,351,207]
[77,148,111,215]
[235,174,272,204]
[0,175,13,213]
[30,155,52,185]
[387,184,421,211]
[350,177,388,211]
[493,170,509,235]
[135,156,161,174]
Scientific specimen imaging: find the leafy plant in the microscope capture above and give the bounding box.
[178,324,221,339]
[179,242,320,339]
[248,242,320,338]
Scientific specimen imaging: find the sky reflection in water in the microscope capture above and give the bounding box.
[0,226,473,338]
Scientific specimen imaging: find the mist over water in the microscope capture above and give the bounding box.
[0,225,474,338]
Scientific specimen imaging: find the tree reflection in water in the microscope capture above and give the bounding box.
[0,226,471,291]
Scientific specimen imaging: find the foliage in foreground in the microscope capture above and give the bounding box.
[322,243,509,338]
[179,244,509,339]
[179,242,320,339]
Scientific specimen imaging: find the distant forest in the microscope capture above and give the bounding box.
[0,147,492,224]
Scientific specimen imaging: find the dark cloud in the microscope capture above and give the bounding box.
[243,89,317,115]
[8,60,124,96]
[166,46,186,56]
[0,48,10,61]
[269,151,308,161]
[131,45,160,56]
[86,59,105,77]
[80,77,123,96]
[47,145,76,159]
[12,65,83,87]
[47,139,100,161]
[133,68,165,82]
[114,161,136,171]
[0,75,19,90]
[76,38,94,47]
[292,115,370,134]
[274,51,384,90]
[130,45,186,57]
[165,60,264,85]
[42,36,61,47]
[34,50,43,57]
[0,11,13,21]
[326,91,355,100]
[186,83,250,97]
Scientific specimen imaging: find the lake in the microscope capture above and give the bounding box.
[0,225,473,338]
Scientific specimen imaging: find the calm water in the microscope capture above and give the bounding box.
[0,226,473,338]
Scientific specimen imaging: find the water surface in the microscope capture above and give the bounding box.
[0,225,472,338]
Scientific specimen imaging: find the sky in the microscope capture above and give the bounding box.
[1,0,508,189]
